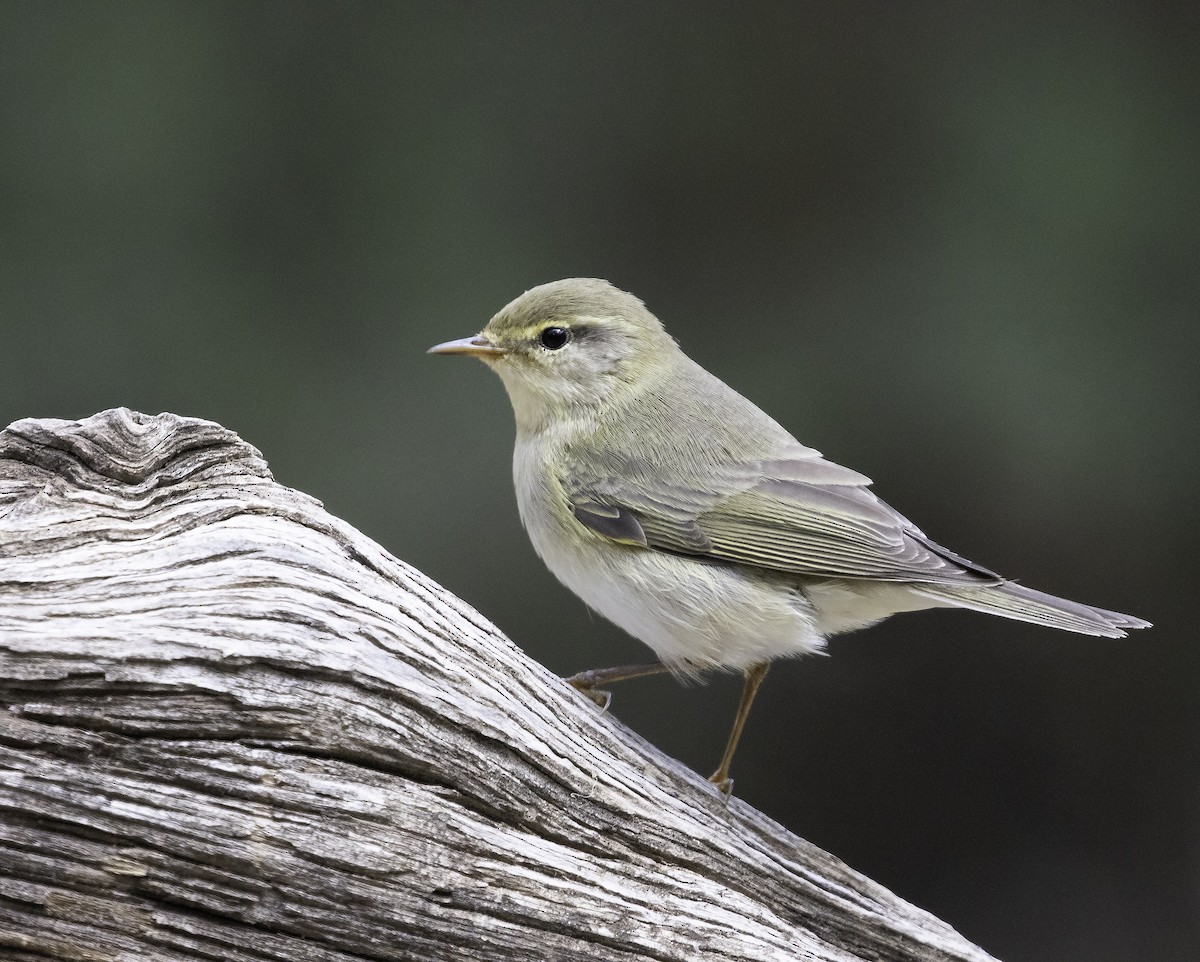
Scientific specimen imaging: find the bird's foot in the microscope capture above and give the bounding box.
[563,663,671,711]
[707,772,734,798]
[563,673,613,711]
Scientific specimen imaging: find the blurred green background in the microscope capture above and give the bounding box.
[2,2,1196,959]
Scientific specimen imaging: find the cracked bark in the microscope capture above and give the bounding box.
[0,409,997,962]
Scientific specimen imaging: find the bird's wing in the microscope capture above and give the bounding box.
[562,447,1001,586]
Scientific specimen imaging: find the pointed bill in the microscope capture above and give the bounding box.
[427,335,508,358]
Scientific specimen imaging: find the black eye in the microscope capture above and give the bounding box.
[539,326,571,350]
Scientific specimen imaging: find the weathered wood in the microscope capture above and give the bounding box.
[0,409,996,962]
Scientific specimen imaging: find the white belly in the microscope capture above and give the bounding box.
[546,535,828,673]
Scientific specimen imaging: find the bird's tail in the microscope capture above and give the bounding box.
[913,581,1151,638]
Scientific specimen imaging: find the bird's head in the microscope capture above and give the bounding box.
[429,278,678,433]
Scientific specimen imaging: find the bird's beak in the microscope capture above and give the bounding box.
[427,335,508,358]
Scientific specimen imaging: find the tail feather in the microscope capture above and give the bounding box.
[914,581,1151,638]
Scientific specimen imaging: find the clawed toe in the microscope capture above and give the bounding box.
[707,773,734,797]
[566,678,613,711]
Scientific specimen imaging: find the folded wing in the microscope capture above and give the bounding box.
[563,446,1002,586]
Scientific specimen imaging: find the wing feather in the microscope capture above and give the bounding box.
[563,456,1000,586]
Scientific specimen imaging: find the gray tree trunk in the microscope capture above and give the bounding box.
[0,409,996,962]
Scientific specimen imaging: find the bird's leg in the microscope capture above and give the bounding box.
[709,661,771,796]
[563,662,671,711]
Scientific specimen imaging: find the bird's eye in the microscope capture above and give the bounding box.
[539,326,571,350]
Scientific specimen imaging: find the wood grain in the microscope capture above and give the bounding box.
[0,409,996,961]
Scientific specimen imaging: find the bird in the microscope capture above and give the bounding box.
[429,278,1149,793]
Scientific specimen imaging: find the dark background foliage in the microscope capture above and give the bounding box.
[3,3,1196,960]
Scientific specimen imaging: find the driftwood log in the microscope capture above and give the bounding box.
[0,409,995,962]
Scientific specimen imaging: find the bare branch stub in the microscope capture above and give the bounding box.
[0,408,996,962]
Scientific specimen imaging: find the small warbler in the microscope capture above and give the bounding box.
[430,278,1149,793]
